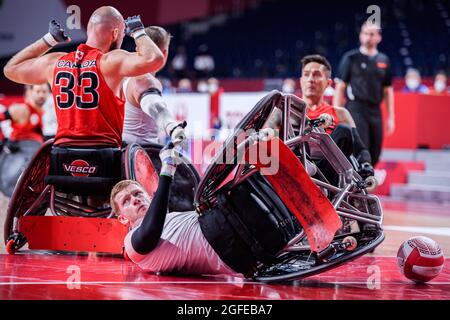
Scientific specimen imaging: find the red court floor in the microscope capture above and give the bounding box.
[1,198,450,300]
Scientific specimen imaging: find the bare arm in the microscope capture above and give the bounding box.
[102,16,163,79]
[3,39,63,85]
[333,81,347,108]
[8,104,30,124]
[384,86,395,135]
[4,20,70,85]
[334,106,356,127]
[102,37,164,78]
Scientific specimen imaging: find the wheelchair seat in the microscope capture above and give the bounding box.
[44,146,122,196]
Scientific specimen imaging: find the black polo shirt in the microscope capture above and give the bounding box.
[336,49,393,106]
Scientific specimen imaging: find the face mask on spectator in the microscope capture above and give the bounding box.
[282,83,295,93]
[208,83,219,94]
[406,78,419,90]
[197,81,208,93]
[434,80,447,93]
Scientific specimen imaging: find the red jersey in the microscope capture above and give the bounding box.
[10,102,43,143]
[52,44,125,147]
[306,103,339,134]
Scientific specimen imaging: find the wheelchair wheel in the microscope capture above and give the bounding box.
[4,140,53,246]
[142,143,201,212]
[124,143,159,197]
[254,229,385,282]
[0,140,41,197]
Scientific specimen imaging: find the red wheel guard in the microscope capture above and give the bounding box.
[18,216,128,254]
[246,137,342,253]
[133,148,159,197]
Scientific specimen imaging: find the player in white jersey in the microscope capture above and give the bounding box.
[111,142,237,276]
[122,26,186,145]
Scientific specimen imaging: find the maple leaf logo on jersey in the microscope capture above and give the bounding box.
[75,50,84,62]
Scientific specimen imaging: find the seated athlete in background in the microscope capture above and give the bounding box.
[123,26,186,146]
[3,6,164,148]
[111,142,237,276]
[0,84,49,148]
[299,54,374,181]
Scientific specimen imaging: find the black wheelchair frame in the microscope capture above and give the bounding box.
[194,90,384,282]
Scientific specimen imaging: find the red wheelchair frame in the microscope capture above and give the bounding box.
[4,140,168,255]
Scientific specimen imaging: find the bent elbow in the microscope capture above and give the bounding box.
[145,52,164,73]
[3,65,14,80]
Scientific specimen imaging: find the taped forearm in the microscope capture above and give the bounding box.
[140,93,177,136]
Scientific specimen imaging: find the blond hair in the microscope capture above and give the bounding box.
[110,180,145,215]
[144,26,172,49]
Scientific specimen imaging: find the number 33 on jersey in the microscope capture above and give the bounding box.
[52,44,125,147]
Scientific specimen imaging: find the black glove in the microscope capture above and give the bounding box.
[168,121,187,147]
[43,20,70,47]
[358,161,374,179]
[124,15,145,38]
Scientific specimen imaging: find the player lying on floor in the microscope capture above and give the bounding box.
[111,140,239,276]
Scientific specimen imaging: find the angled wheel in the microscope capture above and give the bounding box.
[141,142,200,212]
[4,140,53,246]
[124,143,159,197]
[0,140,41,197]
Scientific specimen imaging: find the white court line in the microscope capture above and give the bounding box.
[383,225,450,237]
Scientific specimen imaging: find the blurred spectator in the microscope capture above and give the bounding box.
[212,116,222,130]
[171,46,188,79]
[324,84,335,97]
[159,77,176,94]
[402,68,429,94]
[42,91,57,140]
[177,78,193,93]
[197,80,209,93]
[429,71,449,95]
[207,77,221,94]
[210,116,223,141]
[281,78,296,93]
[323,83,335,104]
[193,44,215,79]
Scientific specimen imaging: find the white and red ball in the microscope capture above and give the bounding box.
[397,236,445,283]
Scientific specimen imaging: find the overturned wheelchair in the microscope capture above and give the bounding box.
[4,140,200,254]
[4,90,383,283]
[193,90,384,281]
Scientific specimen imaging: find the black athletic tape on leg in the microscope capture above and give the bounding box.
[138,88,162,103]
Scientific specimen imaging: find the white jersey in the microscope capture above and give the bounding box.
[122,78,159,144]
[125,211,237,276]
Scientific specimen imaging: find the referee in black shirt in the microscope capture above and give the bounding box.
[333,22,395,166]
